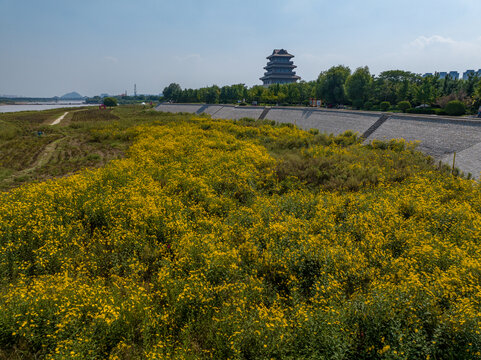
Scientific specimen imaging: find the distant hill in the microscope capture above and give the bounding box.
[60,92,84,100]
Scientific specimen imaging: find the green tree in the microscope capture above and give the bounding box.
[464,73,479,97]
[180,88,197,103]
[439,75,461,97]
[219,84,247,104]
[205,85,220,104]
[414,76,437,105]
[247,85,265,104]
[316,65,351,105]
[298,81,316,105]
[476,79,481,99]
[277,85,288,104]
[373,70,418,104]
[103,97,117,107]
[261,86,279,104]
[345,66,372,108]
[286,83,301,104]
[196,87,208,103]
[162,83,182,101]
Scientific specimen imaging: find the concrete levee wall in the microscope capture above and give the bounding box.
[155,103,481,178]
[156,104,203,114]
[369,115,481,158]
[211,106,265,120]
[157,104,265,120]
[266,108,379,135]
[199,105,224,116]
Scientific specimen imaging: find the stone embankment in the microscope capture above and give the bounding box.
[156,103,481,179]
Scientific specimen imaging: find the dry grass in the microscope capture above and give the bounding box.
[0,107,133,191]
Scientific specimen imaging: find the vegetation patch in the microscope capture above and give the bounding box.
[0,108,479,359]
[0,107,136,191]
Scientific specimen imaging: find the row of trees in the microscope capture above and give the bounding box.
[86,94,159,105]
[163,66,481,113]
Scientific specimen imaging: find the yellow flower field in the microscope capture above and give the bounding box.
[0,110,480,359]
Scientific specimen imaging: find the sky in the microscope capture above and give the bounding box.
[1,0,481,97]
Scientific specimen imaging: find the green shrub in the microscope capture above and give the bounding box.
[434,108,447,116]
[352,99,364,109]
[363,101,373,110]
[397,101,411,113]
[380,101,391,112]
[444,100,466,116]
[406,108,436,115]
[103,97,118,107]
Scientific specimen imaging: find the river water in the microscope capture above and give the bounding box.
[0,102,95,113]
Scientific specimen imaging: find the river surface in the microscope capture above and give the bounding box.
[0,102,95,113]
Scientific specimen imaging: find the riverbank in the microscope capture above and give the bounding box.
[0,102,95,113]
[0,106,134,191]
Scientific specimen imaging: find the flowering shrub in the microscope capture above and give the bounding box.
[0,111,480,358]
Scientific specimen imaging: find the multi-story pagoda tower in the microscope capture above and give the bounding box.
[260,49,301,86]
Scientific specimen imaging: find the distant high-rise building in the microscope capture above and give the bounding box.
[449,71,459,80]
[463,70,476,80]
[260,49,301,86]
[422,70,481,80]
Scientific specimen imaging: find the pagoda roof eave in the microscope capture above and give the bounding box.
[260,75,301,81]
[267,54,294,60]
[264,65,297,70]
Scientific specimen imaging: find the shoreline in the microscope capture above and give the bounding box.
[0,103,96,113]
[1,101,86,105]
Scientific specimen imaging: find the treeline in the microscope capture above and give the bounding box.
[86,94,160,105]
[163,66,481,115]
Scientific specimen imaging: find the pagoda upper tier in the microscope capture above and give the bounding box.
[260,49,301,86]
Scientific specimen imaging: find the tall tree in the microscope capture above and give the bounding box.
[247,85,264,103]
[473,79,481,107]
[374,70,418,104]
[345,66,372,108]
[414,75,437,105]
[464,73,479,97]
[162,83,182,101]
[286,83,301,104]
[316,65,351,105]
[438,75,460,97]
[205,85,220,104]
[298,81,316,104]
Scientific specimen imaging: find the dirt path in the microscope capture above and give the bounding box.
[2,138,65,187]
[51,112,68,125]
[28,138,64,170]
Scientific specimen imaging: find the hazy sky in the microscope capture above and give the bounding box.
[1,0,481,97]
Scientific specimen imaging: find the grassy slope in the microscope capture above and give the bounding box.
[0,108,480,359]
[0,107,143,191]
